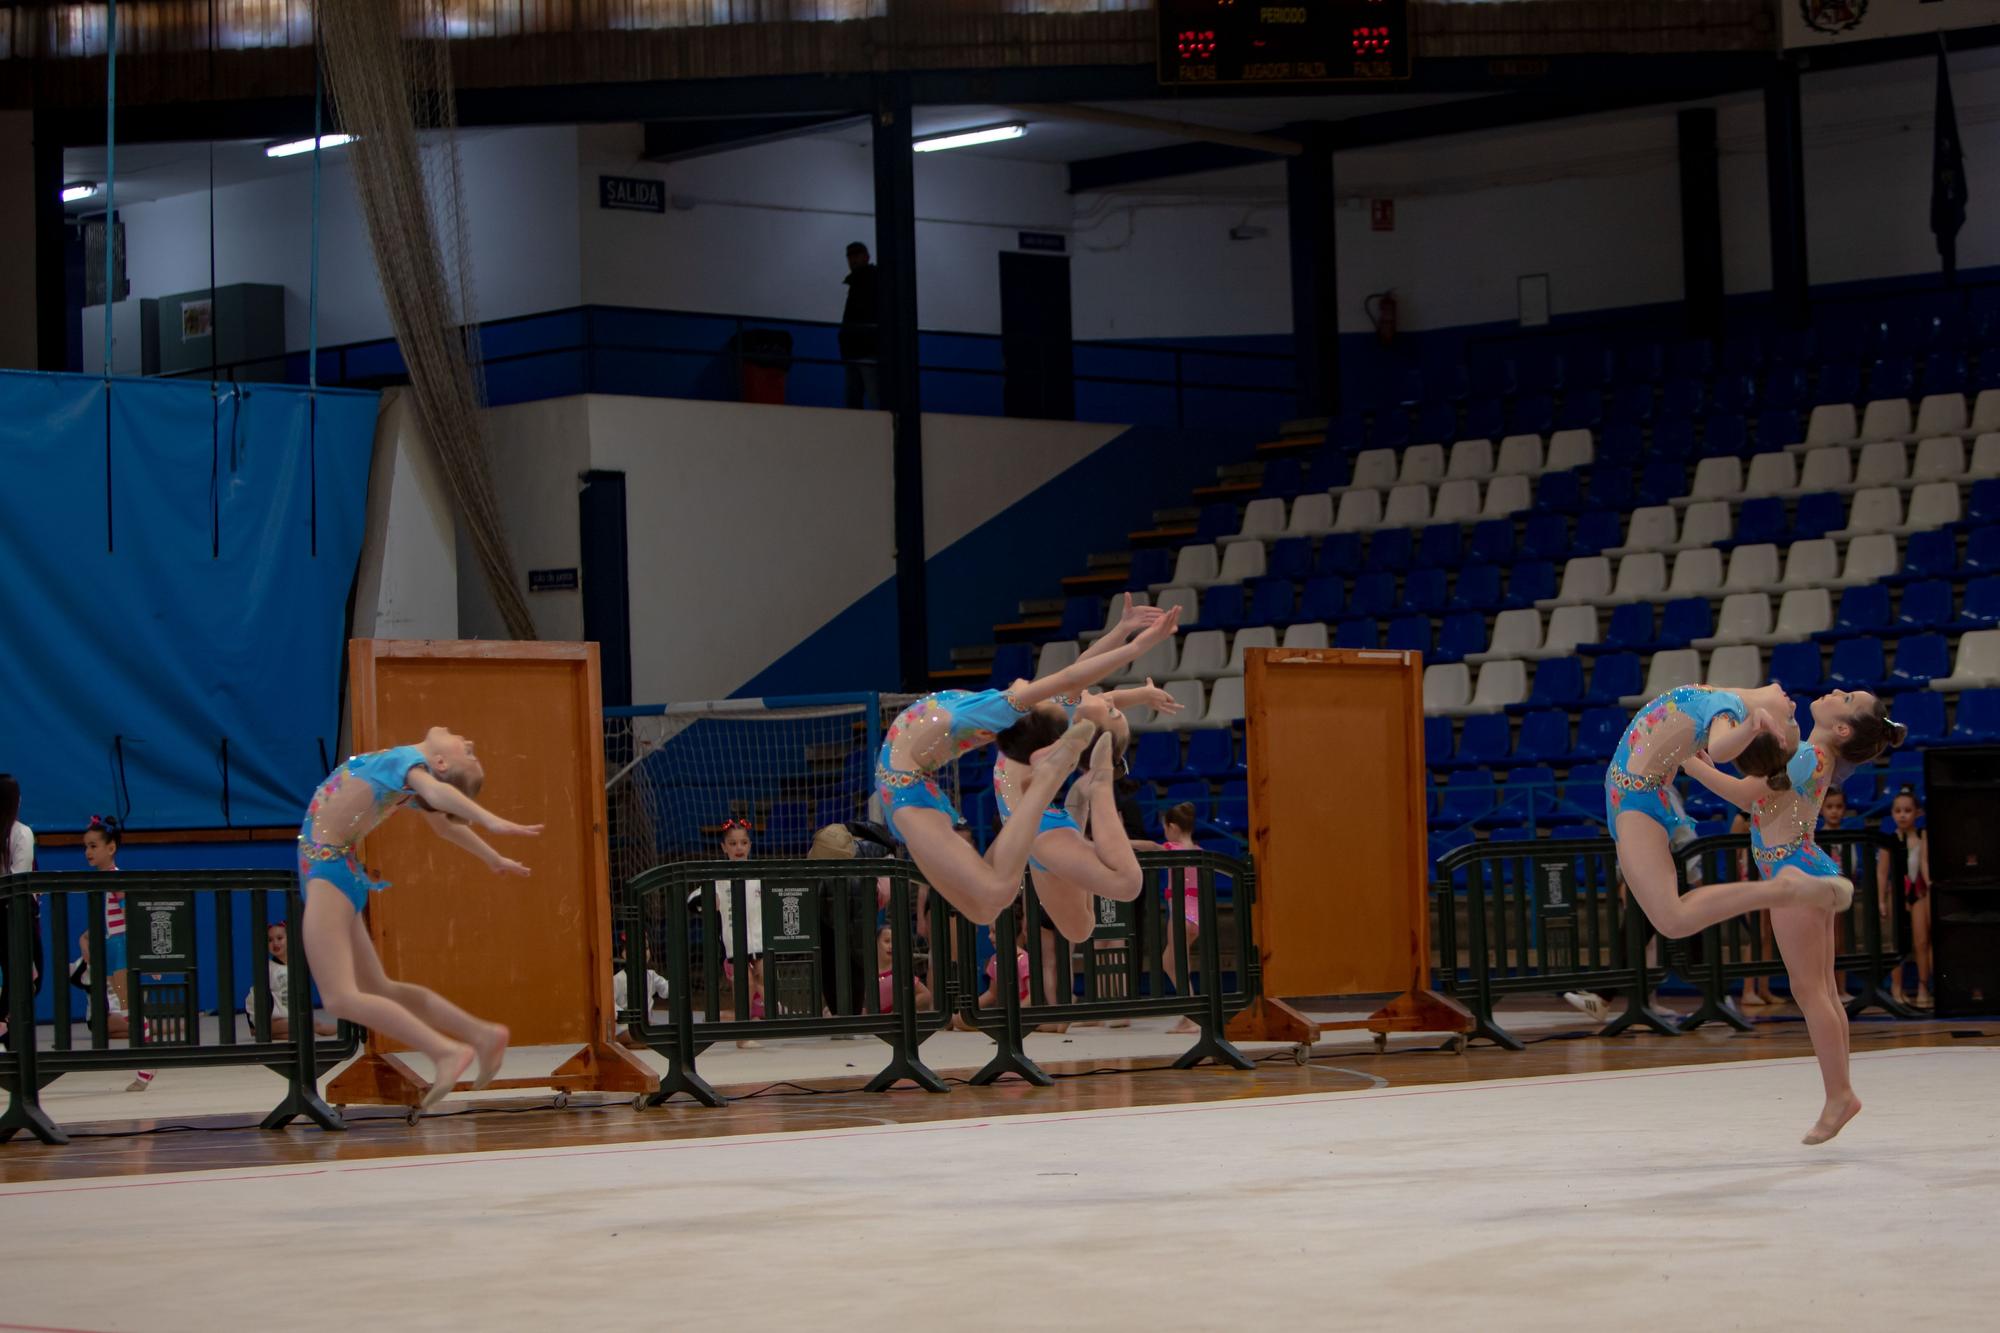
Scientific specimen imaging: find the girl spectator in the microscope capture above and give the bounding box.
[0,774,41,1050]
[245,922,337,1042]
[1879,786,1932,1010]
[78,816,152,1091]
[876,925,932,1013]
[1156,802,1204,1034]
[713,818,764,1044]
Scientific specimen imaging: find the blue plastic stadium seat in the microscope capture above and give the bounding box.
[1504,561,1557,609]
[1895,690,1947,746]
[1510,394,1555,436]
[988,642,1034,687]
[1698,414,1748,459]
[1660,379,1706,421]
[767,802,813,853]
[1330,417,1367,452]
[1600,602,1655,652]
[1520,349,1565,395]
[1424,715,1455,766]
[1924,351,1967,394]
[1298,576,1345,622]
[1305,445,1350,491]
[1532,469,1584,514]
[815,795,862,832]
[1572,511,1623,555]
[1559,763,1609,816]
[1430,827,1478,863]
[1127,548,1172,589]
[1755,408,1802,449]
[1869,356,1915,400]
[1896,580,1954,631]
[1826,637,1885,690]
[1898,529,1956,582]
[1450,564,1504,612]
[1711,374,1758,415]
[1638,461,1688,506]
[1434,612,1487,665]
[1316,533,1364,576]
[1195,502,1239,545]
[1763,370,1807,414]
[1198,583,1247,631]
[1385,615,1432,655]
[1267,536,1312,582]
[1623,342,1665,383]
[1514,711,1571,765]
[1490,766,1554,827]
[1525,656,1585,710]
[1597,423,1644,467]
[1470,358,1514,400]
[1520,514,1572,562]
[1888,633,1950,689]
[1416,403,1459,445]
[1163,780,1214,821]
[1260,457,1306,497]
[1650,419,1696,459]
[1962,526,2000,575]
[1414,522,1463,569]
[1182,728,1240,779]
[1400,568,1450,616]
[1349,571,1398,619]
[1964,482,2000,529]
[1769,639,1823,694]
[1953,576,2000,630]
[1722,330,1766,373]
[1130,731,1181,782]
[1815,362,1862,406]
[1374,412,1412,450]
[1367,527,1414,571]
[1058,596,1101,639]
[1659,597,1714,646]
[1733,496,1787,546]
[1468,519,1516,565]
[1451,714,1511,768]
[1248,577,1295,627]
[1584,653,1643,706]
[1792,492,1846,542]
[1334,619,1379,649]
[1462,398,1504,440]
[1681,784,1730,823]
[1830,584,1892,638]
[1215,781,1249,833]
[1670,339,1716,379]
[1433,770,1496,828]
[1556,389,1604,430]
[1950,689,2000,743]
[1573,707,1626,760]
[1608,384,1655,426]
[1587,468,1635,512]
[1841,769,1877,812]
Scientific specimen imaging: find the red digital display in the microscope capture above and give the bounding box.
[1352,25,1391,57]
[1158,1,1409,85]
[1177,28,1218,61]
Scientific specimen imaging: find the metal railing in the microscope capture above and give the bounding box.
[620,847,1257,1107]
[1,872,357,1145]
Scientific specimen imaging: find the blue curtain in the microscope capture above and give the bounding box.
[0,371,377,831]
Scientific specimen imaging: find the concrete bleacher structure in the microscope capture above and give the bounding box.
[953,310,2000,853]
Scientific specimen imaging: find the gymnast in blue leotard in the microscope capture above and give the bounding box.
[296,726,543,1113]
[877,596,1182,926]
[1604,681,1855,949]
[1680,687,1904,1145]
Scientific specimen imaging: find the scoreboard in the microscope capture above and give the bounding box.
[1157,0,1411,85]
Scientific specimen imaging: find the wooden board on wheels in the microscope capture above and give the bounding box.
[327,640,652,1106]
[1228,647,1470,1047]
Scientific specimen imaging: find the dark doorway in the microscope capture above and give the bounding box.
[999,251,1074,420]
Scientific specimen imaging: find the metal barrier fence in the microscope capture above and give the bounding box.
[1,873,358,1145]
[1434,829,1910,1050]
[620,848,1258,1107]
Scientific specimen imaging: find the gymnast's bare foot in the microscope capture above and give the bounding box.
[1033,721,1098,787]
[472,1022,510,1091]
[421,1042,475,1112]
[1803,1091,1861,1145]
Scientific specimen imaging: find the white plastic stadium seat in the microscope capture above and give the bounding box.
[1972,433,2000,476]
[1154,586,1200,623]
[1859,397,1912,443]
[1902,481,1962,531]
[1342,449,1397,493]
[1973,393,2000,436]
[1852,441,1910,489]
[1541,556,1611,607]
[1446,438,1495,480]
[1545,428,1594,472]
[1623,649,1702,708]
[1423,663,1471,714]
[1914,393,1968,438]
[1383,483,1432,528]
[1931,630,2000,692]
[1744,451,1797,497]
[1833,487,1903,537]
[1398,443,1446,486]
[1465,608,1542,664]
[1161,543,1221,590]
[1837,533,1898,586]
[1430,479,1481,524]
[1537,605,1599,659]
[1221,496,1285,544]
[1912,436,1968,482]
[1175,630,1228,680]
[1465,659,1529,715]
[1772,587,1832,639]
[1797,445,1854,492]
[1665,548,1723,599]
[1693,593,1773,648]
[1281,621,1329,650]
[1035,639,1081,678]
[1776,539,1837,589]
[1495,434,1544,476]
[1118,634,1180,685]
[1481,474,1532,519]
[1806,402,1859,447]
[1157,679,1207,732]
[1221,626,1276,676]
[1092,592,1146,640]
[1332,488,1384,532]
[1199,676,1246,727]
[1610,552,1667,602]
[1613,505,1678,554]
[1214,539,1266,585]
[1676,501,1732,550]
[1286,492,1334,535]
[1706,645,1763,691]
[1725,543,1781,591]
[1687,456,1742,502]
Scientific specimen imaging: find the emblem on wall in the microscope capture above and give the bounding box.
[1798,0,1867,35]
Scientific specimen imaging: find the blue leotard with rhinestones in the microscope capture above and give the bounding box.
[1603,686,1746,841]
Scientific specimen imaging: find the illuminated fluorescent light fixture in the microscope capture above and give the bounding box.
[61,181,99,203]
[912,123,1025,153]
[265,133,357,158]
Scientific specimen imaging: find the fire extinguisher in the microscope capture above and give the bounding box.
[1365,290,1399,346]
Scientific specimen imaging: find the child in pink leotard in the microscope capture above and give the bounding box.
[1157,802,1202,1034]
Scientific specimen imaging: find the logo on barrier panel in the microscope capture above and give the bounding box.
[1799,1,1867,35]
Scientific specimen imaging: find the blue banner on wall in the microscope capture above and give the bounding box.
[0,371,378,832]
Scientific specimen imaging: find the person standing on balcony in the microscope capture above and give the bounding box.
[840,241,881,409]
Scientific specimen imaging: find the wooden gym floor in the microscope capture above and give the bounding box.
[4,1011,1993,1186]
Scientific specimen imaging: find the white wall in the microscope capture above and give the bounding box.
[460,395,591,644]
[351,389,460,643]
[578,125,1073,334]
[95,126,582,354]
[922,414,1124,554]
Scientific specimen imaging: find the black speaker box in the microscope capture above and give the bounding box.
[1924,747,2000,1016]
